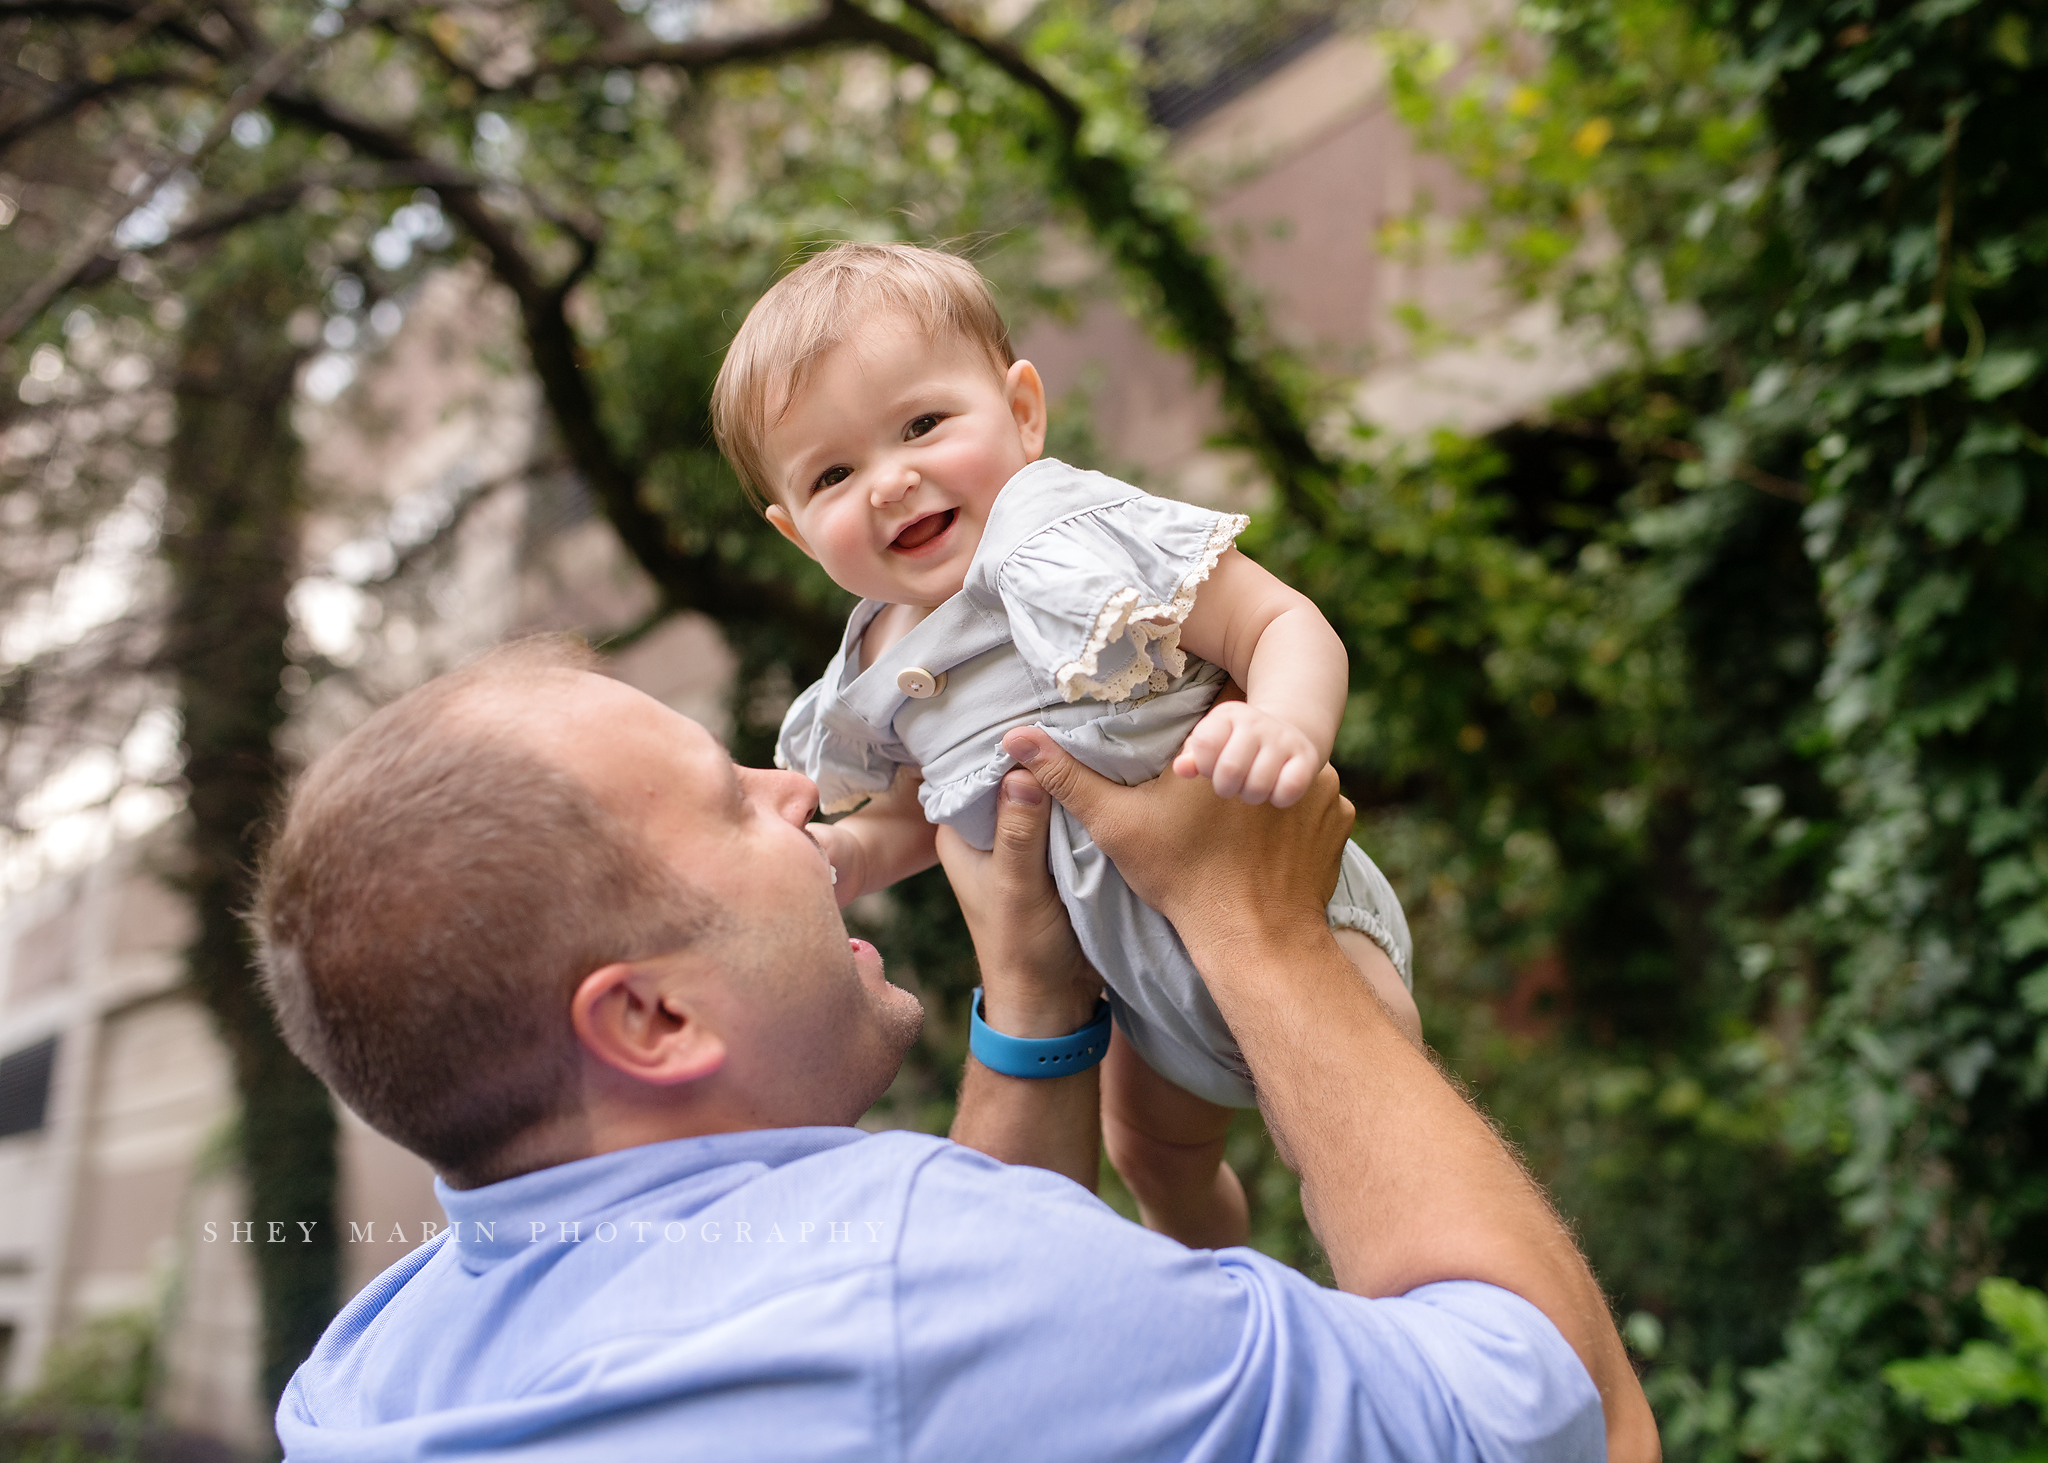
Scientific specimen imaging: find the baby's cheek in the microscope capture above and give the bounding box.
[813,512,883,586]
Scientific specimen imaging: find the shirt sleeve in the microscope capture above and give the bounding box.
[775,674,903,816]
[997,493,1248,705]
[892,1146,1605,1463]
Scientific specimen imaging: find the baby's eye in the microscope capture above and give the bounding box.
[812,465,852,494]
[904,413,944,440]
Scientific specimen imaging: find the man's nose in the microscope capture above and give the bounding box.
[871,467,918,509]
[751,767,823,826]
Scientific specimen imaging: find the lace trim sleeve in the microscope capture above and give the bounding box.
[1052,511,1248,703]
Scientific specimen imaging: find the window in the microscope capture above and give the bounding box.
[0,1037,58,1139]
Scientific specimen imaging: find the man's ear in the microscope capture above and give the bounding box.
[765,503,819,562]
[571,960,727,1086]
[1006,359,1048,463]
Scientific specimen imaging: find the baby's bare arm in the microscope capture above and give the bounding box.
[812,767,939,906]
[1175,550,1349,806]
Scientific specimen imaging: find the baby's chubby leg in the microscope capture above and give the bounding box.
[1106,933,1418,1251]
[1102,1030,1249,1250]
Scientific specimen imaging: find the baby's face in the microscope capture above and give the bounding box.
[761,315,1045,609]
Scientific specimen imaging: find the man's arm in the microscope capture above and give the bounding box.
[939,770,1104,1190]
[1004,728,1660,1463]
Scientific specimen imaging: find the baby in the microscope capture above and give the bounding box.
[711,242,1419,1248]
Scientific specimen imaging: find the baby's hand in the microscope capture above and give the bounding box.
[809,821,866,908]
[1173,701,1324,808]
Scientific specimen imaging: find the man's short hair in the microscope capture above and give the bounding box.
[251,637,707,1184]
[711,241,1015,509]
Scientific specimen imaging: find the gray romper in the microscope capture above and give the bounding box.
[777,458,1413,1108]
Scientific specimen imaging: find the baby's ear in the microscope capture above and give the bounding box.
[1006,359,1048,463]
[765,503,819,562]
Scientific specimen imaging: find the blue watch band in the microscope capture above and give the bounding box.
[969,987,1113,1078]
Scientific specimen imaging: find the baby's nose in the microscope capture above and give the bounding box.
[873,469,919,507]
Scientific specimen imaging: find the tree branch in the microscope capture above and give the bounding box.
[1547,419,1808,502]
[1924,108,1960,351]
[565,0,630,45]
[894,0,1077,126]
[82,0,194,66]
[0,0,226,59]
[0,2,391,345]
[379,11,498,97]
[264,86,837,660]
[529,0,937,79]
[62,161,490,290]
[1648,436,1807,501]
[0,68,201,156]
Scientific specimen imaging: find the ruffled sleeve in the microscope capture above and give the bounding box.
[998,493,1249,704]
[775,674,904,815]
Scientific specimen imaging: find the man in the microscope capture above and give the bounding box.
[255,638,1657,1460]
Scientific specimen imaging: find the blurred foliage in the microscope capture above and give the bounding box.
[22,1310,156,1414]
[1885,1278,2048,1457]
[1378,0,2048,1455]
[0,1311,153,1463]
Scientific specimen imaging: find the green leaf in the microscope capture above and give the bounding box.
[1885,1341,2038,1421]
[1908,457,2027,545]
[1982,1278,2048,1361]
[1992,11,2032,65]
[1912,0,1981,25]
[1982,856,2045,906]
[2021,969,2048,1016]
[1818,124,1874,162]
[1970,348,2041,399]
[2004,907,2048,960]
[1870,358,1956,396]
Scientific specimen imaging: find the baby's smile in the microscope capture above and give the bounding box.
[891,507,959,554]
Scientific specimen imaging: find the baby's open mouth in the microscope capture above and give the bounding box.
[891,508,957,552]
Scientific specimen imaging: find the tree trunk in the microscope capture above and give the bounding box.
[162,236,338,1421]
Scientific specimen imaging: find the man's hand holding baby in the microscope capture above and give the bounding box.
[1172,699,1324,808]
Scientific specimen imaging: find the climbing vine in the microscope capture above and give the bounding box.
[1378,0,2048,1452]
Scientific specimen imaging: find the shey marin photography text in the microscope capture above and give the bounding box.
[202,1218,894,1246]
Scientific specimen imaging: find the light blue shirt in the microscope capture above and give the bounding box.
[277,1127,1604,1460]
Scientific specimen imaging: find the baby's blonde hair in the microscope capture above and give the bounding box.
[712,241,1015,508]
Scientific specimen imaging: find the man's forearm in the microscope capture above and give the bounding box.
[950,1055,1100,1191]
[950,979,1102,1189]
[1185,920,1657,1461]
[936,774,1105,1192]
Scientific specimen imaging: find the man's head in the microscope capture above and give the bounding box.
[711,242,1047,609]
[252,638,923,1187]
